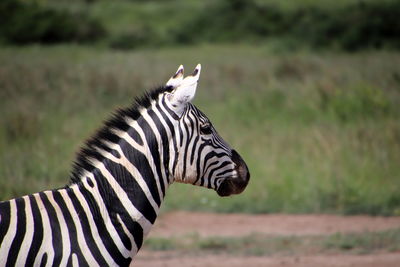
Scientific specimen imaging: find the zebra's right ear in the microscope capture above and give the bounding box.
[166,64,201,116]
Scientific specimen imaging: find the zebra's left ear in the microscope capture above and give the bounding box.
[166,64,201,116]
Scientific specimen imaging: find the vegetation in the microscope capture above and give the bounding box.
[0,44,399,215]
[175,0,400,51]
[0,0,399,215]
[0,0,105,45]
[2,0,400,51]
[143,229,400,256]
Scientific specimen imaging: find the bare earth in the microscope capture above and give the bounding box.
[134,212,400,267]
[149,211,400,237]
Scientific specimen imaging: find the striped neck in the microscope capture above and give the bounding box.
[67,87,177,253]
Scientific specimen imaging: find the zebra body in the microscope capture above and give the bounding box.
[0,65,250,266]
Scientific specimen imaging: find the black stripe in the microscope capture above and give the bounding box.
[6,198,26,267]
[93,142,121,159]
[67,188,109,266]
[159,107,179,178]
[137,115,165,199]
[201,151,229,172]
[0,201,11,245]
[204,161,220,178]
[87,177,94,188]
[209,162,232,188]
[194,141,208,185]
[178,119,184,147]
[195,155,203,186]
[212,163,233,177]
[81,182,132,252]
[158,102,179,181]
[148,108,170,193]
[190,135,200,165]
[103,157,157,224]
[26,195,44,265]
[185,112,196,165]
[94,170,144,255]
[181,114,193,180]
[39,192,63,266]
[119,138,161,209]
[197,148,227,187]
[40,253,47,267]
[127,127,143,146]
[161,95,180,120]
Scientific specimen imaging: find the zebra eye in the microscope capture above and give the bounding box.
[200,124,212,135]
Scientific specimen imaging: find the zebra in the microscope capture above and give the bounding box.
[0,64,250,266]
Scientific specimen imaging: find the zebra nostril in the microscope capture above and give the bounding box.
[231,150,250,182]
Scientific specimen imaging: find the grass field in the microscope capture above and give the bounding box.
[1,44,399,215]
[144,229,400,256]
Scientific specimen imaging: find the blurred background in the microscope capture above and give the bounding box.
[1,0,400,217]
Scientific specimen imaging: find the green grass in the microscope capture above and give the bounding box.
[143,229,400,256]
[324,230,400,254]
[0,44,400,215]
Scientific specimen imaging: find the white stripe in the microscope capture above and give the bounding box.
[32,192,55,267]
[0,199,17,258]
[71,181,122,264]
[142,103,170,190]
[15,196,34,266]
[178,115,190,181]
[72,253,78,267]
[152,100,176,186]
[82,172,138,257]
[54,190,99,266]
[185,113,198,170]
[44,191,71,266]
[117,213,138,254]
[158,98,181,174]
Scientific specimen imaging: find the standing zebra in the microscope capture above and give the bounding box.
[0,64,249,266]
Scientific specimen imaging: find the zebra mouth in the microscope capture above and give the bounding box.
[216,150,250,197]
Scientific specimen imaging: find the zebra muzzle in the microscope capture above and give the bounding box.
[217,150,250,197]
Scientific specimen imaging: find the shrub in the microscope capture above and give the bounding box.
[174,0,286,44]
[0,0,105,45]
[109,26,158,50]
[173,0,400,51]
[289,1,400,51]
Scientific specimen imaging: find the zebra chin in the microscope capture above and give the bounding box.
[216,150,250,197]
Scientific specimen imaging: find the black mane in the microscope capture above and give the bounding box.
[69,85,173,184]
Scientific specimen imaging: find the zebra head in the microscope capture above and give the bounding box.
[163,64,250,196]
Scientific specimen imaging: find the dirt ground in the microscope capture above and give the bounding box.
[149,211,400,237]
[134,212,400,267]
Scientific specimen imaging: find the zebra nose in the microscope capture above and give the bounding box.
[232,150,250,184]
[216,150,250,197]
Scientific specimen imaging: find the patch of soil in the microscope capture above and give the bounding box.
[133,212,400,267]
[135,252,400,267]
[149,211,400,237]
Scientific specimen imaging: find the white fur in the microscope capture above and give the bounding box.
[166,64,201,116]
